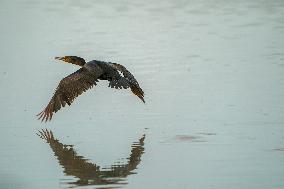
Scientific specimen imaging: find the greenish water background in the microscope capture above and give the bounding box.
[0,0,284,188]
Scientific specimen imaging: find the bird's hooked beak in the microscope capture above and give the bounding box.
[55,56,65,61]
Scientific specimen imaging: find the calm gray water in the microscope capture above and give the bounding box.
[1,0,284,188]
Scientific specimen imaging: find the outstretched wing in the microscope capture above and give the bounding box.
[37,67,101,122]
[108,77,130,89]
[109,63,145,103]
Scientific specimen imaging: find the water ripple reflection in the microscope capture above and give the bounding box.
[37,130,145,188]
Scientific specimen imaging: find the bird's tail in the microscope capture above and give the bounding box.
[131,85,145,103]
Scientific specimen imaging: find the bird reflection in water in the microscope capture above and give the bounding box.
[37,129,146,188]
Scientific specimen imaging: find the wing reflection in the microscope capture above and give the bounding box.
[37,129,145,187]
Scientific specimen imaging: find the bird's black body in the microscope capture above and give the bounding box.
[86,60,119,80]
[37,56,145,122]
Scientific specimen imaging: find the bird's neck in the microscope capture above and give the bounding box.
[71,59,86,67]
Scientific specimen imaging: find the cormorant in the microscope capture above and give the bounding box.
[37,56,145,122]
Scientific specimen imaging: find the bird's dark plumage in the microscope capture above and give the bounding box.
[37,56,145,122]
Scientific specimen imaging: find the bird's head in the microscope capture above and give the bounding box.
[55,56,86,67]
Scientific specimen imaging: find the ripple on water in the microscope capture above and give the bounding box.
[174,135,206,143]
[273,148,284,152]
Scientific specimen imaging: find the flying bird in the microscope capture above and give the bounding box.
[37,56,145,122]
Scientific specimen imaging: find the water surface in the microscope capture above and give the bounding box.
[1,0,284,188]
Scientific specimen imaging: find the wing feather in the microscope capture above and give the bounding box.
[109,63,145,103]
[37,68,101,122]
